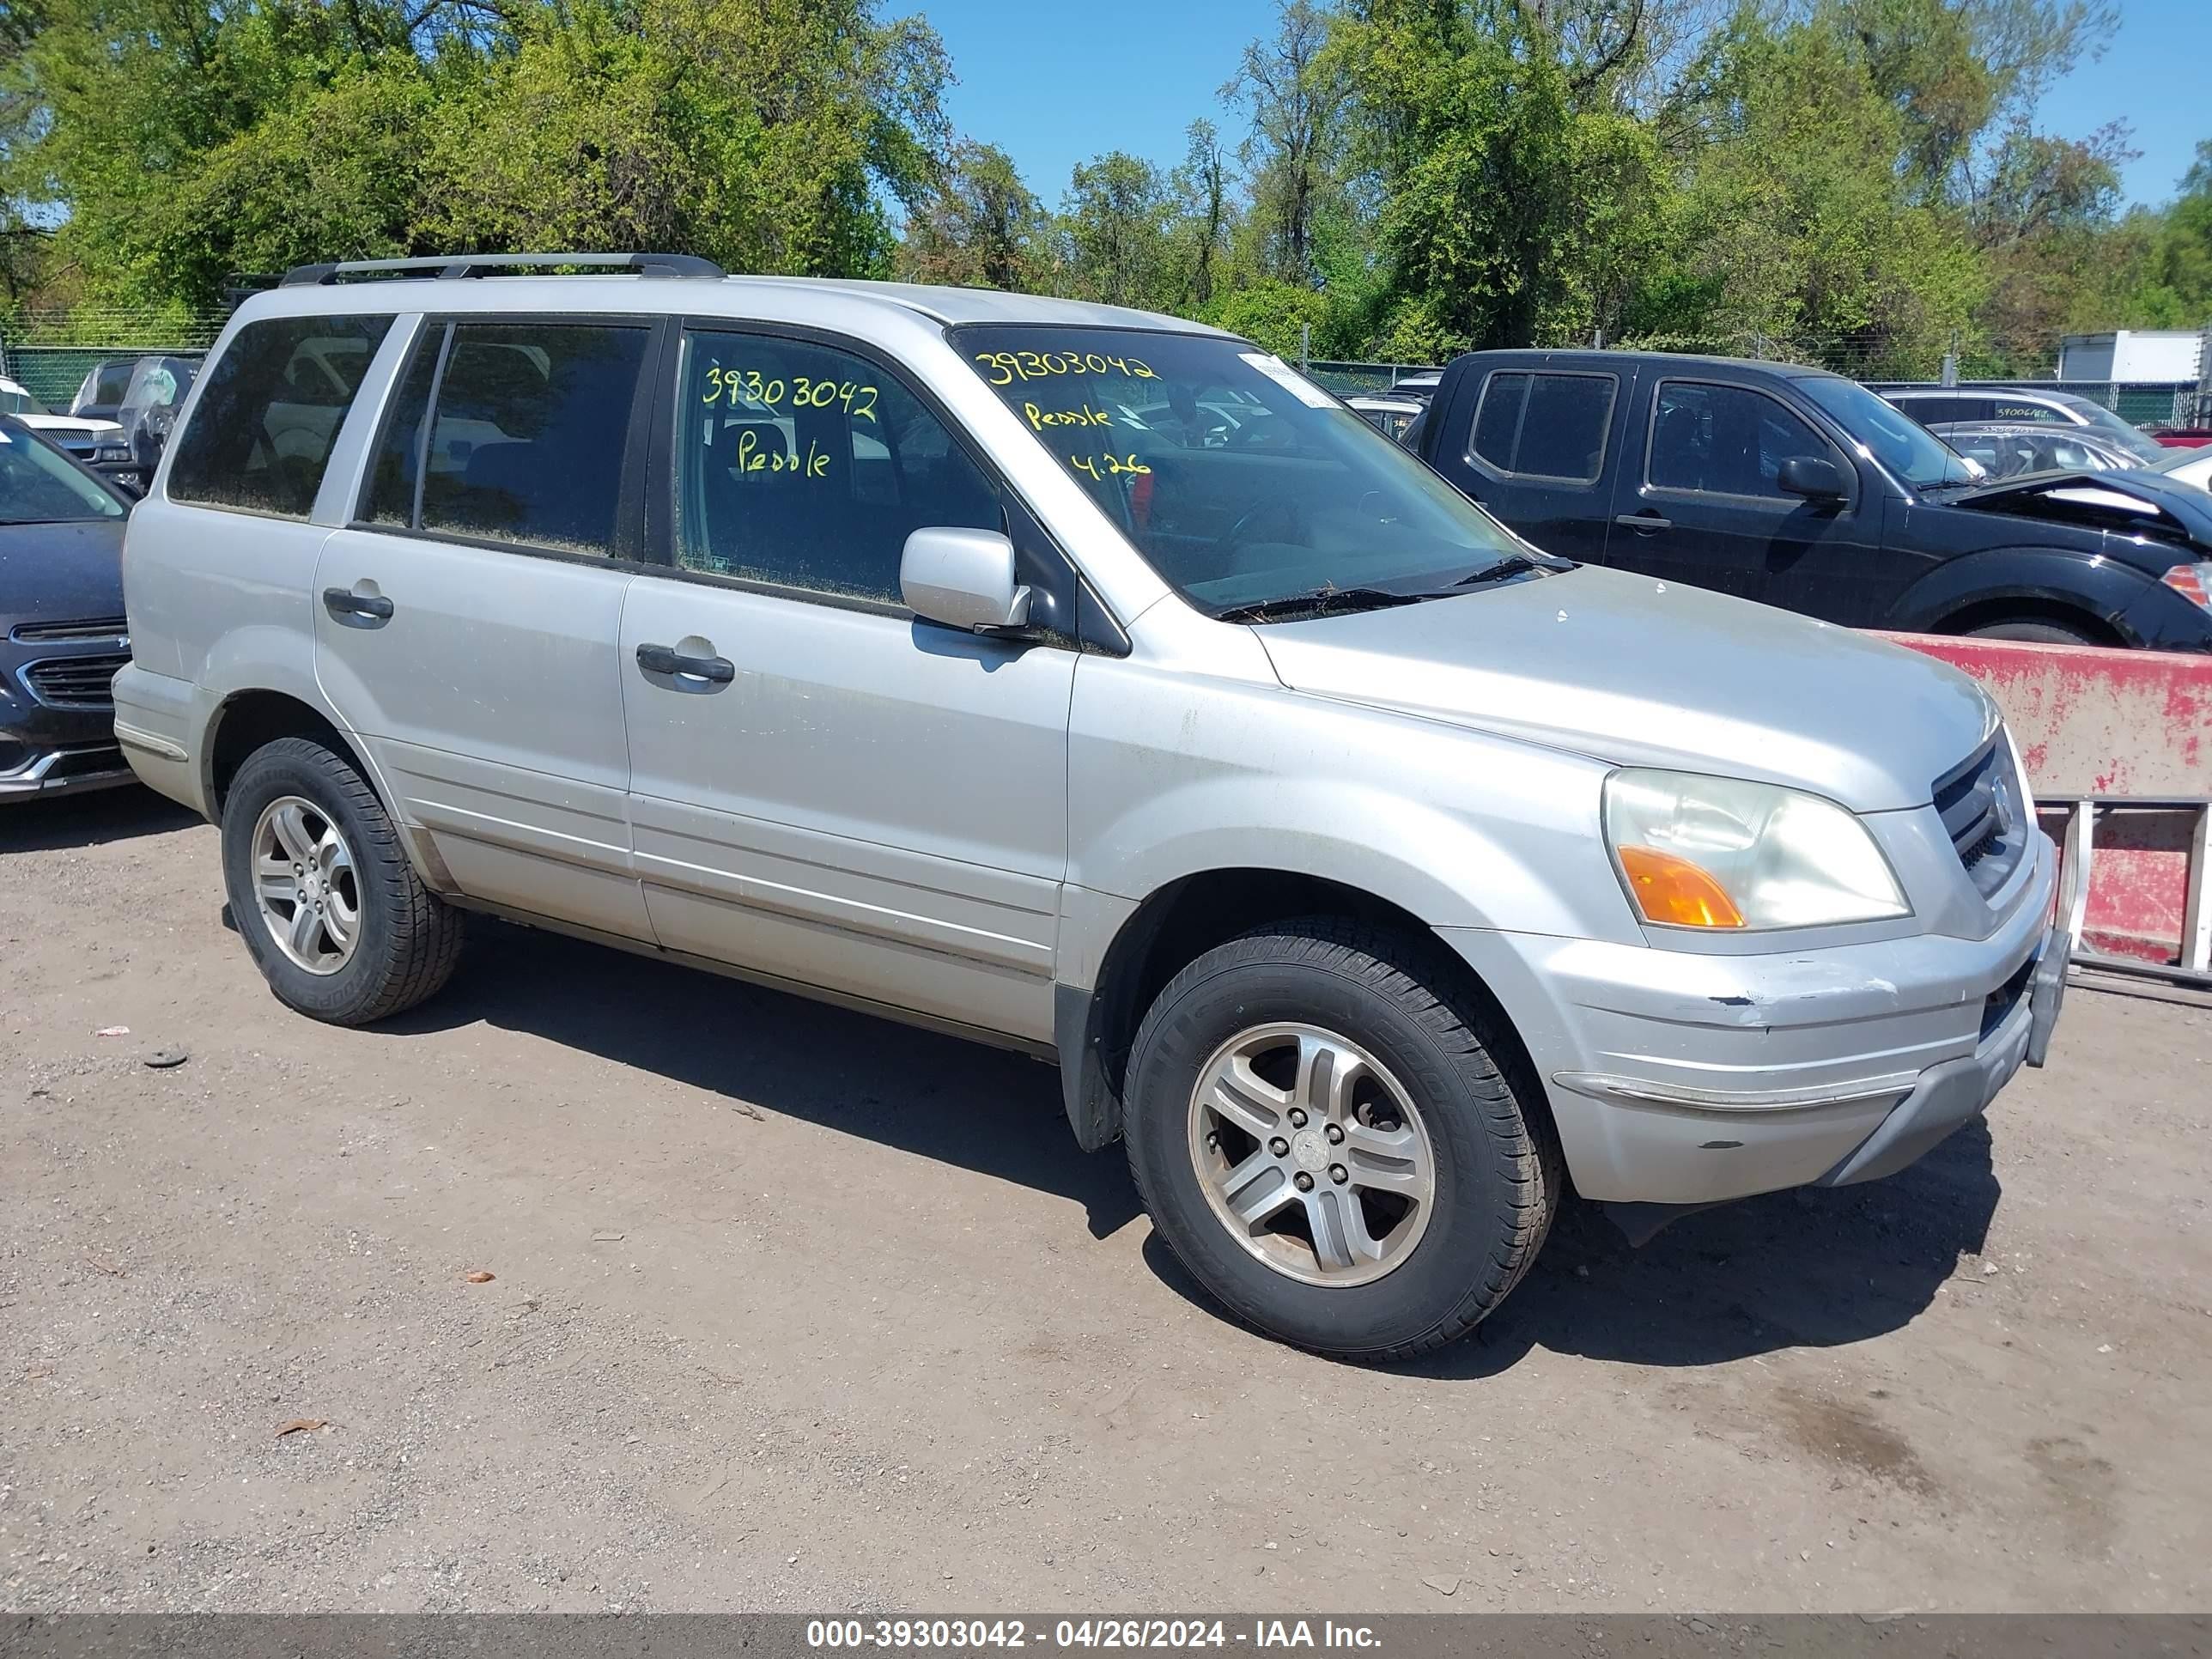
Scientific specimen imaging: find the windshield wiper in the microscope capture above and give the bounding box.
[1216,586,1426,624]
[1444,552,1547,588]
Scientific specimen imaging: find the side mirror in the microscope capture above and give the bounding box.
[1777,455,1846,501]
[901,526,1033,634]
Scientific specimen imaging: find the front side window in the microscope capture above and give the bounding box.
[364,321,649,556]
[953,325,1530,616]
[1648,382,1839,500]
[0,427,127,524]
[0,386,40,416]
[1468,370,1613,482]
[167,317,392,518]
[676,329,1002,605]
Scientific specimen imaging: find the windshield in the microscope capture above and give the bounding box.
[2064,398,2165,460]
[952,325,1536,614]
[1796,375,1977,488]
[0,428,126,523]
[0,386,43,416]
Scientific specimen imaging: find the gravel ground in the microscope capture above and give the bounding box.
[3,788,2209,1614]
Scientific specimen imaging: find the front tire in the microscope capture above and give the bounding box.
[1123,919,1559,1361]
[220,737,463,1024]
[1967,617,2100,645]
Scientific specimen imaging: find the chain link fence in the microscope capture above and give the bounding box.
[0,309,227,408]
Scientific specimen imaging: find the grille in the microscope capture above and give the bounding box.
[11,617,128,643]
[22,653,128,708]
[1933,737,2025,898]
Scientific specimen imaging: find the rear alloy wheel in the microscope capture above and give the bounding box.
[248,795,362,975]
[1125,918,1559,1361]
[220,737,464,1024]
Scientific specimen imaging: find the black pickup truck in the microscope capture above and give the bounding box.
[1407,349,2212,651]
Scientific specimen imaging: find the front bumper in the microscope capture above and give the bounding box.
[0,743,137,799]
[1443,830,2067,1207]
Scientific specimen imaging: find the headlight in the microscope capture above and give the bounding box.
[1603,769,1910,931]
[93,445,131,464]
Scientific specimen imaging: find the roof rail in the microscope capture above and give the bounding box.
[278,252,725,288]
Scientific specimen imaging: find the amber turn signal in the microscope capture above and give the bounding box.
[1617,845,1747,929]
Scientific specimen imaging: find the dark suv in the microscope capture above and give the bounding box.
[1410,350,2212,650]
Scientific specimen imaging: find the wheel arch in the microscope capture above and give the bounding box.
[1054,866,1545,1155]
[1884,547,2151,644]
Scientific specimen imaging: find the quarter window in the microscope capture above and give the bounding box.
[1468,371,1613,483]
[167,314,394,518]
[1648,382,1838,501]
[364,320,650,556]
[676,330,1002,605]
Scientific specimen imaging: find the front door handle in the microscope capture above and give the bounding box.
[323,586,394,621]
[1614,513,1672,533]
[636,641,736,684]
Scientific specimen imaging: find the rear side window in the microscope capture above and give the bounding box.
[167,315,393,518]
[1468,370,1613,483]
[363,321,650,556]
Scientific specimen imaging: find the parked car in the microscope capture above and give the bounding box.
[0,375,135,476]
[1410,349,2212,650]
[1345,393,1425,443]
[68,356,141,423]
[115,254,2068,1358]
[1928,419,2142,479]
[1873,384,2166,464]
[0,416,138,799]
[2147,444,2212,493]
[109,355,199,495]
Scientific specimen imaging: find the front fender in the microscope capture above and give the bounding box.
[1067,656,1641,944]
[1884,545,2155,639]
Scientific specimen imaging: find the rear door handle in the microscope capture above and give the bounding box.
[322,586,394,621]
[636,641,735,684]
[1614,513,1672,532]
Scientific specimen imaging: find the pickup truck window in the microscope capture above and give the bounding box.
[1647,381,1838,500]
[952,325,1530,616]
[1798,374,1975,488]
[1469,371,1613,483]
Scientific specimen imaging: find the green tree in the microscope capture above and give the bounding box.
[1055,150,1173,308]
[898,139,1046,289]
[1224,0,1347,287]
[1169,118,1235,310]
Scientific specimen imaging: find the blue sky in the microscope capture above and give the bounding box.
[920,0,2211,210]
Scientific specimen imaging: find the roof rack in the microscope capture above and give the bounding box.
[279,252,725,288]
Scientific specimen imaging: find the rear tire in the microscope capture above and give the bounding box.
[1123,918,1559,1361]
[220,738,463,1024]
[1966,618,2100,645]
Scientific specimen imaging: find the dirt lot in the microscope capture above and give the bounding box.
[3,788,2209,1615]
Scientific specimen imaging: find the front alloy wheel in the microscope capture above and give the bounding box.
[1188,1023,1435,1287]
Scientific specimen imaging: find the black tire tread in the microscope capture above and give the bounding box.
[1124,915,1559,1362]
[225,738,463,1024]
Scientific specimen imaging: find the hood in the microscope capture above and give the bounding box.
[20,414,124,438]
[0,518,128,628]
[1945,468,2212,550]
[1254,565,1993,812]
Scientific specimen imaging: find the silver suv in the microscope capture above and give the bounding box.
[113,253,2069,1360]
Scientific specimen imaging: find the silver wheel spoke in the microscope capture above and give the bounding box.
[1343,1121,1424,1194]
[1305,1185,1380,1273]
[1206,1055,1288,1139]
[287,896,324,962]
[1219,1150,1297,1231]
[322,890,356,951]
[269,802,318,866]
[1295,1034,1366,1124]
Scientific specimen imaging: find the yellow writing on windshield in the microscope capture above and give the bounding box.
[1069,453,1152,481]
[702,366,878,422]
[1024,402,1113,430]
[975,349,1157,386]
